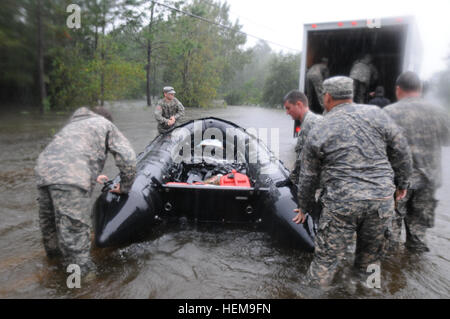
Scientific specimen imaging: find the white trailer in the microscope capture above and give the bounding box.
[298,16,422,114]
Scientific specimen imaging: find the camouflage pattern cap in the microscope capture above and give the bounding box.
[323,76,354,100]
[163,86,176,94]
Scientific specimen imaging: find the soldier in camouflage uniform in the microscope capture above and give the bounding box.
[384,71,450,252]
[281,90,323,185]
[35,107,136,273]
[293,76,412,287]
[154,86,185,134]
[350,54,378,104]
[306,58,330,113]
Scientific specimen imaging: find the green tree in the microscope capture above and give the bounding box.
[0,0,51,106]
[262,53,301,107]
[46,0,148,109]
[225,40,273,105]
[0,0,250,110]
[117,0,175,105]
[163,0,247,107]
[430,53,450,110]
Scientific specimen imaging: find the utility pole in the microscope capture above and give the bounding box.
[146,2,155,106]
[37,0,47,111]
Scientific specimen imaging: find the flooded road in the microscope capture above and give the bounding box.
[0,101,449,298]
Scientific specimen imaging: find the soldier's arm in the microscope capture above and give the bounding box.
[154,105,169,125]
[292,116,323,185]
[297,136,321,213]
[174,100,185,121]
[289,132,306,184]
[107,125,137,193]
[289,155,301,185]
[384,115,412,190]
[289,162,299,184]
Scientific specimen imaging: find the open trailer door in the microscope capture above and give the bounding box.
[298,16,422,113]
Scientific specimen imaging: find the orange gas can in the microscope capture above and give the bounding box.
[220,170,251,187]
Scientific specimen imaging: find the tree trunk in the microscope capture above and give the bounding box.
[94,23,98,52]
[182,50,191,96]
[146,3,155,107]
[146,42,151,106]
[37,0,47,111]
[100,4,106,107]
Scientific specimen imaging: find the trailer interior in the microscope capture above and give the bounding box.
[305,24,409,112]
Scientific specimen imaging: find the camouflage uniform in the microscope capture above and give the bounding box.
[308,199,395,285]
[289,111,323,185]
[154,97,185,134]
[37,185,91,266]
[306,63,329,112]
[384,97,450,251]
[349,59,378,104]
[35,107,136,270]
[298,77,412,286]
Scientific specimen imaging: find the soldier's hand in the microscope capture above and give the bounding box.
[97,175,109,184]
[110,183,121,194]
[293,208,307,224]
[395,189,407,201]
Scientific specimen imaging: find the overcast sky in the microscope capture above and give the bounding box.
[223,0,450,79]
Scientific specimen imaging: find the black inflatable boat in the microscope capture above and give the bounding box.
[93,117,315,251]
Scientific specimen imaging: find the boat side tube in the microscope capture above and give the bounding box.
[94,136,174,247]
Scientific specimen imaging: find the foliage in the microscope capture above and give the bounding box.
[225,79,262,106]
[103,54,146,100]
[262,53,301,107]
[42,97,51,113]
[0,0,40,103]
[429,53,450,110]
[162,0,247,107]
[0,0,300,110]
[225,40,277,105]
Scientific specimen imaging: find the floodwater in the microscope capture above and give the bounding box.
[0,101,449,298]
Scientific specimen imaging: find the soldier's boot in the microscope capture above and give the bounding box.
[404,222,429,252]
[404,197,435,253]
[306,260,338,288]
[79,259,97,284]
